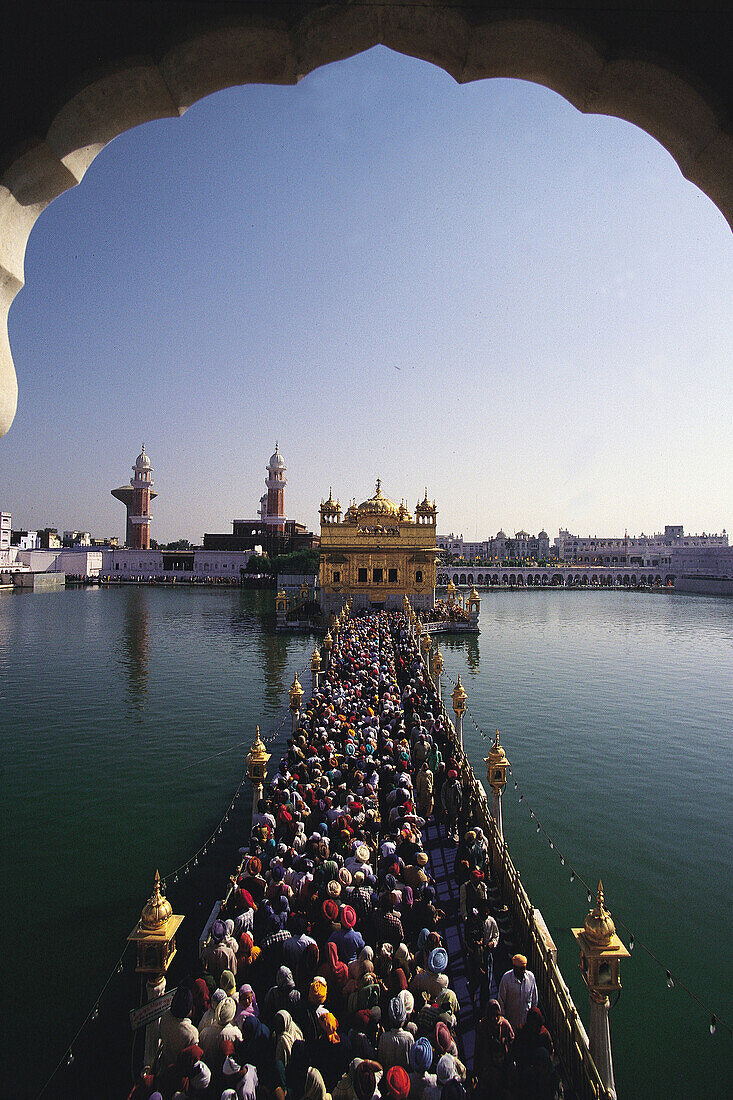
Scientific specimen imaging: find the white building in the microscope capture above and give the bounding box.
[63,530,91,547]
[554,525,728,566]
[14,546,257,581]
[0,511,10,551]
[438,529,551,561]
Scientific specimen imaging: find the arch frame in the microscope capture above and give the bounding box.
[0,3,731,436]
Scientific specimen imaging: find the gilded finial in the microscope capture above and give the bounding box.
[376,477,381,495]
[583,879,616,946]
[140,868,173,931]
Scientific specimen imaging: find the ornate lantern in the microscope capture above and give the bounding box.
[573,882,630,997]
[275,588,288,615]
[421,631,432,658]
[289,673,304,713]
[128,870,184,977]
[431,646,444,679]
[311,647,322,674]
[485,729,509,792]
[247,726,271,784]
[451,675,467,718]
[322,630,333,658]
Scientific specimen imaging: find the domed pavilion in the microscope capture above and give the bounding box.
[319,479,437,612]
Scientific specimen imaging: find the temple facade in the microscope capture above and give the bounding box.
[319,480,437,613]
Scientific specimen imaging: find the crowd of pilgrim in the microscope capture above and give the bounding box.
[130,612,562,1100]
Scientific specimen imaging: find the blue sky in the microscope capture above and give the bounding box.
[2,46,731,544]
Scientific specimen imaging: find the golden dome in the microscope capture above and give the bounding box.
[583,882,617,947]
[469,586,480,600]
[357,479,399,519]
[141,870,173,931]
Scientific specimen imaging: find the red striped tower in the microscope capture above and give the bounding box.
[130,444,154,550]
[264,443,287,533]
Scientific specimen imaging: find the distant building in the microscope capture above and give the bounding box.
[204,444,318,557]
[438,529,551,561]
[111,445,157,549]
[0,511,10,551]
[319,481,437,612]
[38,528,61,549]
[11,529,40,550]
[554,526,728,566]
[16,546,256,581]
[63,530,91,547]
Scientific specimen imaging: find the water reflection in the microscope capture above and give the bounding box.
[437,632,480,675]
[120,587,150,715]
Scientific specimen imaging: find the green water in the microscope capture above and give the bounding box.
[1,586,731,1097]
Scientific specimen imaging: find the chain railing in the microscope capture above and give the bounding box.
[410,617,609,1100]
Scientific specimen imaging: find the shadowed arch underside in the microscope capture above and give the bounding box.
[0,1,731,436]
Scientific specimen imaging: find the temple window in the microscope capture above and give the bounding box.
[358,568,367,583]
[416,570,423,583]
[388,569,398,583]
[333,571,340,583]
[373,568,383,583]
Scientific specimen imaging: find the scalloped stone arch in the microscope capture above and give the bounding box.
[0,9,731,436]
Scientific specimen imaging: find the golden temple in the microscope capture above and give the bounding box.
[319,479,438,612]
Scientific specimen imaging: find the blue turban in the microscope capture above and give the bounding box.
[410,1036,434,1072]
[428,946,448,974]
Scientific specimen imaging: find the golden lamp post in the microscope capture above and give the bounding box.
[451,675,467,749]
[484,729,510,839]
[431,644,444,703]
[421,630,432,665]
[310,646,322,693]
[288,673,304,733]
[572,882,630,1099]
[128,870,184,1069]
[322,629,333,670]
[247,726,271,820]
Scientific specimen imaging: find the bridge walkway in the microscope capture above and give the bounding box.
[423,812,515,1074]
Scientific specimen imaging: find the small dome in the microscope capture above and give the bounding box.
[140,871,173,931]
[135,444,151,469]
[538,530,548,540]
[583,882,616,947]
[496,530,506,539]
[269,443,286,470]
